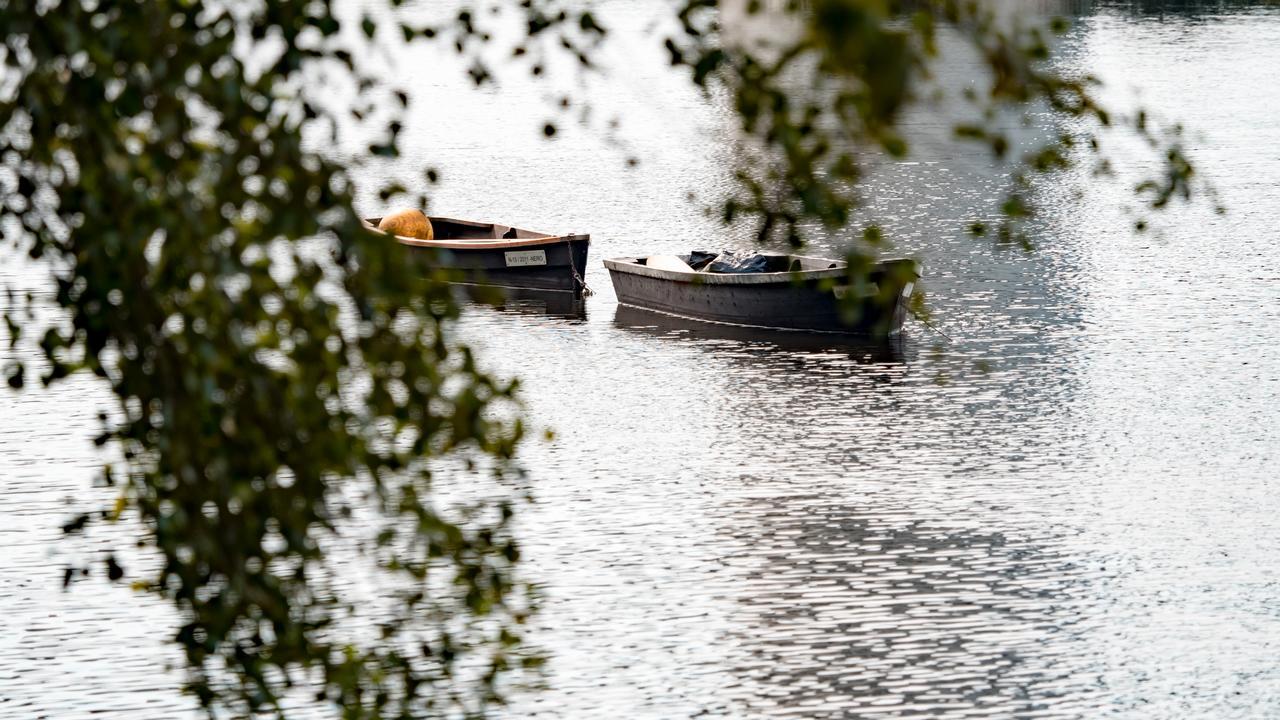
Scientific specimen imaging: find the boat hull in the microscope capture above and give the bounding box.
[427,236,590,294]
[605,256,917,336]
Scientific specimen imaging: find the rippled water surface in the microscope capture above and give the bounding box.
[3,2,1279,718]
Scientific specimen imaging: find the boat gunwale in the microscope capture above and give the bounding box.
[603,255,914,286]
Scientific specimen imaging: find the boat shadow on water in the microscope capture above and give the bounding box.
[612,304,906,363]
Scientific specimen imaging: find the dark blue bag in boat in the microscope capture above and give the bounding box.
[705,251,788,273]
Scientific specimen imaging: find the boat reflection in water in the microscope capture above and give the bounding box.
[612,304,905,363]
[460,286,588,321]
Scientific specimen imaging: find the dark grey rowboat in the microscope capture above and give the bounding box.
[367,216,590,295]
[604,254,919,336]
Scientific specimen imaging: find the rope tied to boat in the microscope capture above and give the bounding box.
[569,234,594,296]
[909,308,952,342]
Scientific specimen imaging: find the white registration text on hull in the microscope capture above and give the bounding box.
[504,249,547,267]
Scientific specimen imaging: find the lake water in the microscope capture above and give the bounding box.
[2,1,1278,717]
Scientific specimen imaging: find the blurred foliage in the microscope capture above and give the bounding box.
[0,0,1216,716]
[660,0,1216,252]
[0,0,550,717]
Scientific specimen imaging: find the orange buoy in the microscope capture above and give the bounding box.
[377,208,434,240]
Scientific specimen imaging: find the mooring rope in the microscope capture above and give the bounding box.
[909,308,953,342]
[569,238,594,296]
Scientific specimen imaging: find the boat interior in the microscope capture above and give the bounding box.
[367,216,554,241]
[630,253,843,274]
[431,217,554,240]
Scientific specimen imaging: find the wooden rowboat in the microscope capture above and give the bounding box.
[604,254,919,336]
[367,216,591,295]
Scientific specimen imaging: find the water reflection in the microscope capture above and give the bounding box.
[718,493,1098,716]
[613,304,906,363]
[460,286,589,321]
